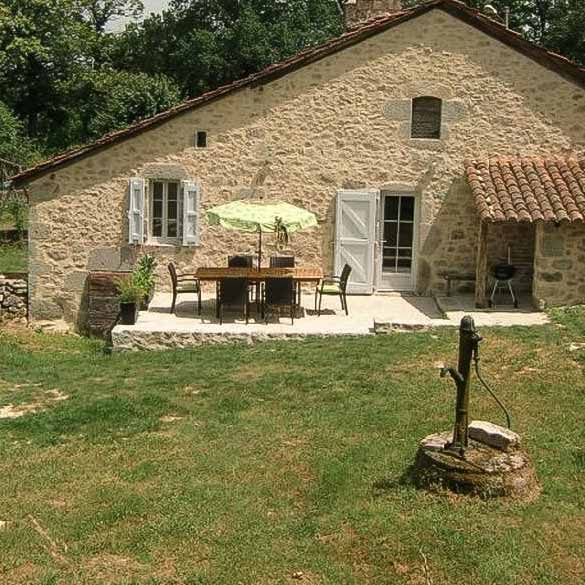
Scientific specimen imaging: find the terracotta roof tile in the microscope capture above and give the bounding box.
[465,158,585,223]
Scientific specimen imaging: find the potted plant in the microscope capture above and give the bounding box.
[134,254,158,310]
[115,275,143,325]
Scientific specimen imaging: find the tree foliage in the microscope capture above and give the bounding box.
[0,101,39,166]
[114,0,344,96]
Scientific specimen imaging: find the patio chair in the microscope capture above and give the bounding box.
[269,256,295,268]
[315,264,352,316]
[270,256,299,303]
[168,263,201,315]
[262,277,296,324]
[228,255,255,268]
[217,277,251,324]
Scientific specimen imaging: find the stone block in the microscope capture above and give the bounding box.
[539,271,563,283]
[420,431,452,451]
[88,247,121,271]
[469,421,520,452]
[64,271,89,293]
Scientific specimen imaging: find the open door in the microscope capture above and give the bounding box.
[335,190,378,294]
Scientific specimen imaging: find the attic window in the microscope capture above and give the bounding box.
[411,96,442,139]
[196,131,207,148]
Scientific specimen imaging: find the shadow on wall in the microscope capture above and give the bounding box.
[419,176,480,296]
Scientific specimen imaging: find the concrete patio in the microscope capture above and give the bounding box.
[111,291,549,350]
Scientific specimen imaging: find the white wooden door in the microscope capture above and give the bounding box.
[335,190,378,294]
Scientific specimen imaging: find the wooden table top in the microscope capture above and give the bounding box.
[195,267,323,281]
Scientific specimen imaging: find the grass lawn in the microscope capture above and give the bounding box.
[0,243,27,273]
[0,319,584,584]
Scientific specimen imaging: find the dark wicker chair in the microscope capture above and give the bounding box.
[315,263,352,316]
[262,277,296,324]
[228,255,255,268]
[168,263,201,315]
[217,278,250,324]
[270,256,298,303]
[269,256,295,268]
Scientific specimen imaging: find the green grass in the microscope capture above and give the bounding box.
[0,243,27,273]
[0,325,584,584]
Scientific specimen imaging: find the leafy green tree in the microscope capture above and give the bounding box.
[0,0,93,138]
[76,0,144,33]
[113,0,344,97]
[0,101,40,166]
[55,69,183,147]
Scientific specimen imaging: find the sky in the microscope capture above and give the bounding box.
[108,0,171,31]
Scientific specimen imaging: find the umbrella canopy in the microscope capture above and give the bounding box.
[206,201,318,233]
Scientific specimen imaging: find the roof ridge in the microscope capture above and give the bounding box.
[13,0,585,186]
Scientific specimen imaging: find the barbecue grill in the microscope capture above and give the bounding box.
[489,262,518,308]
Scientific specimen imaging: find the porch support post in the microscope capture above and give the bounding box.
[475,220,489,308]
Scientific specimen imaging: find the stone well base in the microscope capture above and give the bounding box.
[412,431,539,500]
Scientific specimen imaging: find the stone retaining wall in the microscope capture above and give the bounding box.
[0,273,28,321]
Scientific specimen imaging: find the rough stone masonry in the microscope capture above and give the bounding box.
[0,274,27,322]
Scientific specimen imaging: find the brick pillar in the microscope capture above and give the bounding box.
[344,0,403,29]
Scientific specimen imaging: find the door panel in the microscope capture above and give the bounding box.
[335,190,378,294]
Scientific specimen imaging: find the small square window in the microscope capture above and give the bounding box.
[196,131,207,148]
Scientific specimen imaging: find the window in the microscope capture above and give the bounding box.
[196,131,207,148]
[150,180,181,242]
[128,178,200,247]
[411,96,442,139]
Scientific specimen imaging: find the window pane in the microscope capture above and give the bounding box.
[399,222,413,247]
[398,248,412,259]
[167,183,178,238]
[383,251,397,271]
[384,222,398,246]
[411,96,442,139]
[397,258,412,272]
[384,197,399,220]
[400,197,415,221]
[152,182,163,237]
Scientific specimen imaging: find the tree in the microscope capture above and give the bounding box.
[57,69,182,146]
[0,0,94,138]
[0,101,39,166]
[77,0,144,33]
[113,0,344,97]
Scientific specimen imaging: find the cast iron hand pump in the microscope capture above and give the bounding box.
[440,316,482,458]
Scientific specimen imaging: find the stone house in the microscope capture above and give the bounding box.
[11,0,585,330]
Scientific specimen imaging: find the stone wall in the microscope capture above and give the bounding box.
[0,273,27,321]
[25,8,585,328]
[533,222,585,308]
[486,222,535,293]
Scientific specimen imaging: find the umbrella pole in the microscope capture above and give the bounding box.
[258,226,262,269]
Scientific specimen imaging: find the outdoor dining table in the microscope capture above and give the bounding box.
[195,266,323,283]
[195,267,324,314]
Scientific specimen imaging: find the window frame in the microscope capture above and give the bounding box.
[410,96,442,140]
[147,179,183,245]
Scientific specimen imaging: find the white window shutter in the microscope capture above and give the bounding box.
[128,178,145,244]
[182,180,200,246]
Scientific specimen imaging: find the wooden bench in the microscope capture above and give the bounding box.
[440,272,476,297]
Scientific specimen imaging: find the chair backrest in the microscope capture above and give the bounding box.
[339,264,352,292]
[168,263,178,289]
[265,277,295,305]
[219,277,249,304]
[269,256,295,268]
[228,255,254,268]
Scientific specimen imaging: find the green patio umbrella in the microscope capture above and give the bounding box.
[206,201,318,267]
